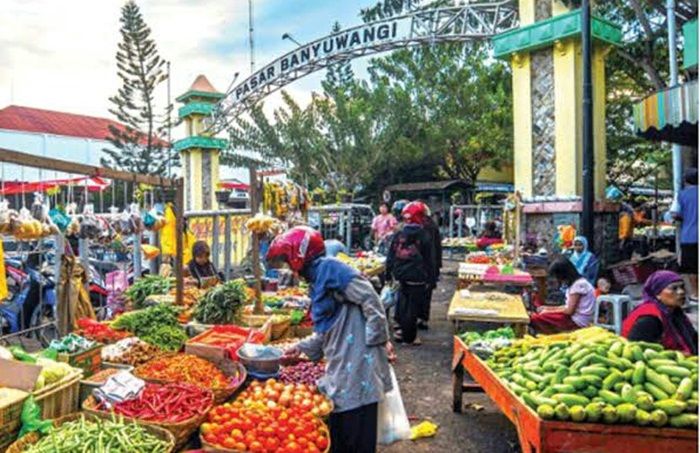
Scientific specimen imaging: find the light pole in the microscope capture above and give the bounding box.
[581,0,595,248]
[282,33,302,47]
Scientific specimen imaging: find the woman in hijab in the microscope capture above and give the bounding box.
[267,226,394,453]
[187,241,223,288]
[622,270,698,354]
[569,236,599,285]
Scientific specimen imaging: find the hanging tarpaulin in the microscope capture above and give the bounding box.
[0,175,111,195]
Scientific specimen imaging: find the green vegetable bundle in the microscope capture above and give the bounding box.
[488,337,699,428]
[22,414,170,453]
[141,325,189,352]
[112,304,187,351]
[460,326,515,345]
[126,275,172,309]
[194,279,247,325]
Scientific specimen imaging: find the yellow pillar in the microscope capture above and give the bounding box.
[505,0,615,200]
[512,53,534,197]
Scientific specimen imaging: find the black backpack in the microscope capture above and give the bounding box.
[391,230,427,282]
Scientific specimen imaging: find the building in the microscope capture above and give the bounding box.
[0,105,126,181]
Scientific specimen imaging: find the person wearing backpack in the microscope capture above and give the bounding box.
[386,201,437,345]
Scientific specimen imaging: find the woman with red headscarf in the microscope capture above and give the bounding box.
[622,270,698,354]
[267,226,395,453]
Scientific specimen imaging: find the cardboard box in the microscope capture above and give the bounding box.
[0,358,41,392]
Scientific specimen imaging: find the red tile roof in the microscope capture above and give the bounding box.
[0,105,169,146]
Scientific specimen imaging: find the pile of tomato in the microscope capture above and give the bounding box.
[201,403,330,453]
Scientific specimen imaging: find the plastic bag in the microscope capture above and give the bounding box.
[377,366,411,445]
[49,208,71,232]
[380,284,399,310]
[18,396,53,438]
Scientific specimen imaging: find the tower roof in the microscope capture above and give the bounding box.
[176,75,225,103]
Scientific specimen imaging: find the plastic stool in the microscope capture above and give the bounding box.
[594,295,632,335]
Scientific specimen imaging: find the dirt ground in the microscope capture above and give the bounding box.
[379,260,520,453]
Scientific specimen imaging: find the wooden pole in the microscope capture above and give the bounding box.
[0,147,177,187]
[174,178,185,306]
[249,166,264,315]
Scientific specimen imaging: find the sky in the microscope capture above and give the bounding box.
[0,0,384,180]
[0,0,378,132]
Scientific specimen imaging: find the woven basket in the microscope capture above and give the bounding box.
[242,313,270,328]
[0,390,29,452]
[32,370,83,420]
[270,318,291,340]
[5,412,176,453]
[199,424,330,453]
[82,390,212,451]
[134,357,247,404]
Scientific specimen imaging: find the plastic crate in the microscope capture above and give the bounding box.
[57,343,103,378]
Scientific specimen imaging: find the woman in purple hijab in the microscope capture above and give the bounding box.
[622,270,697,354]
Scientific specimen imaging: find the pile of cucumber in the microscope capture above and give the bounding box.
[487,338,698,428]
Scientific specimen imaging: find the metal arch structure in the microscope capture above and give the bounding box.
[208,1,518,135]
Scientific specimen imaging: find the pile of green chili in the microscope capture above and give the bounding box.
[22,415,170,453]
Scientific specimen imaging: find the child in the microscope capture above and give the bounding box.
[595,277,611,299]
[187,241,223,288]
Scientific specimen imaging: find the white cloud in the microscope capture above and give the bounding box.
[0,0,378,142]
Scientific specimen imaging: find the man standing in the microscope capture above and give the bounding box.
[673,168,698,300]
[371,203,397,252]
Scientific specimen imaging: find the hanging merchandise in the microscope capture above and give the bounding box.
[77,203,103,240]
[0,200,20,234]
[56,255,96,336]
[143,208,166,232]
[160,203,195,263]
[262,181,309,220]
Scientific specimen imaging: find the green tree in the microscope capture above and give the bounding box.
[368,42,513,191]
[102,0,173,175]
[599,1,696,191]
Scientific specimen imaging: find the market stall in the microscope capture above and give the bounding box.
[447,288,530,336]
[452,328,698,452]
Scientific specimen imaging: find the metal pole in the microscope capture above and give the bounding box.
[167,61,172,179]
[249,0,255,73]
[667,0,683,261]
[174,179,184,306]
[581,0,595,248]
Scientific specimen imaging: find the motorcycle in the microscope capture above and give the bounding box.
[0,257,58,347]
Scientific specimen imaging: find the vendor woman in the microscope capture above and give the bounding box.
[530,258,596,334]
[622,271,698,354]
[569,236,599,285]
[187,240,223,288]
[267,226,394,453]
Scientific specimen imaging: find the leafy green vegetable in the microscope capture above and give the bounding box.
[126,275,172,309]
[112,304,179,336]
[194,279,247,325]
[112,304,187,351]
[141,325,188,352]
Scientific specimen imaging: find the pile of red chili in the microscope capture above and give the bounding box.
[136,354,229,389]
[97,383,213,423]
[76,317,130,343]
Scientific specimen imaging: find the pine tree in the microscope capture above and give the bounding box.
[102,0,173,175]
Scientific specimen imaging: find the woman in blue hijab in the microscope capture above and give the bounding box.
[569,236,599,285]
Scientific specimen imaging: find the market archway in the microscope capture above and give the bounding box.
[207,1,519,133]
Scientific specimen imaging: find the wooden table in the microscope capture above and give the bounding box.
[448,289,530,336]
[452,337,698,453]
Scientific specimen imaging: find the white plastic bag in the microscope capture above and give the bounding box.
[377,366,411,445]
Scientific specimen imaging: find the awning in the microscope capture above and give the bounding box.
[633,79,698,146]
[0,175,111,195]
[218,180,249,191]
